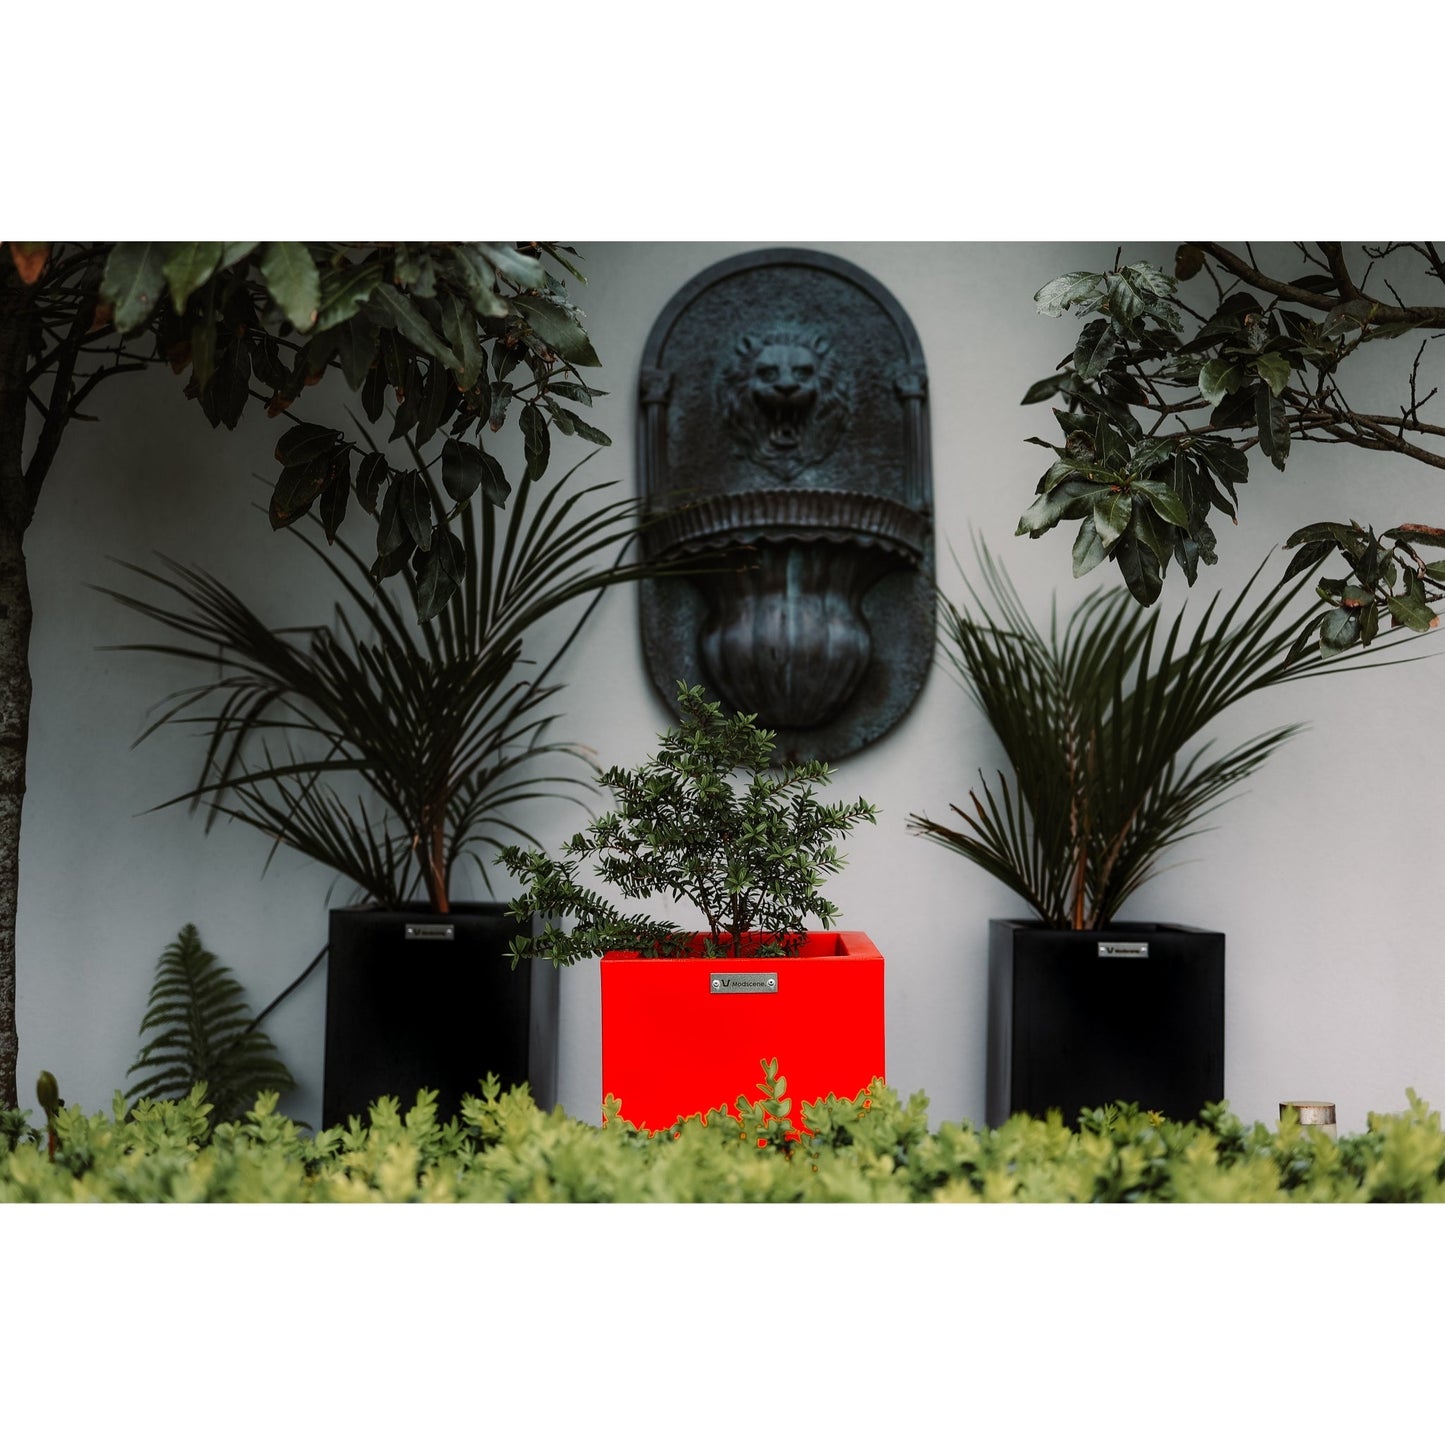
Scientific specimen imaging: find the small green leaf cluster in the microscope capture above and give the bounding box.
[1284,519,1444,658]
[499,684,878,964]
[93,242,608,620]
[7,1068,1445,1202]
[1021,248,1445,654]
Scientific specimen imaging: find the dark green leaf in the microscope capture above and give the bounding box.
[204,340,251,430]
[1319,606,1360,656]
[488,380,514,431]
[1384,524,1445,549]
[565,412,610,447]
[1122,262,1177,299]
[260,242,321,331]
[376,477,406,555]
[101,242,167,334]
[1074,320,1117,380]
[270,458,328,530]
[379,329,407,388]
[473,242,549,291]
[393,245,438,298]
[363,285,462,371]
[540,243,587,283]
[493,344,522,383]
[361,357,387,422]
[475,444,511,507]
[389,362,420,441]
[1360,601,1380,646]
[448,246,510,318]
[163,242,224,313]
[1034,272,1103,316]
[275,423,343,468]
[355,452,388,513]
[319,454,351,543]
[315,259,385,332]
[1127,437,1175,476]
[1132,479,1190,528]
[548,381,602,405]
[1255,384,1290,470]
[1198,441,1249,496]
[1106,271,1150,326]
[1173,533,1202,584]
[1017,479,1101,537]
[1323,298,1374,336]
[1209,388,1256,430]
[1175,244,1204,281]
[1113,531,1164,605]
[512,294,601,366]
[1282,538,1333,582]
[415,529,467,623]
[1253,352,1292,397]
[1387,592,1437,632]
[1198,360,1244,407]
[1021,374,1068,406]
[191,317,217,390]
[335,315,379,392]
[521,403,550,482]
[398,470,433,550]
[1072,515,1107,577]
[414,360,452,448]
[369,544,408,583]
[441,438,483,503]
[439,290,485,389]
[218,243,257,269]
[1132,500,1175,566]
[1093,490,1132,547]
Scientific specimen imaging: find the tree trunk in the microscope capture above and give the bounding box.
[0,276,35,1109]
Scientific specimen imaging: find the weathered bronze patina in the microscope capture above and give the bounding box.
[638,248,934,760]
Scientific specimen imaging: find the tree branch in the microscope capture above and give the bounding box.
[22,300,92,511]
[1197,242,1445,326]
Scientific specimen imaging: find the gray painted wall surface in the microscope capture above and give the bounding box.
[17,242,1445,1135]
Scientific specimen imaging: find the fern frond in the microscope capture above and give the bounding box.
[127,924,296,1123]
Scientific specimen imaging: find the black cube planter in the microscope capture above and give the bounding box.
[986,919,1224,1128]
[323,903,558,1129]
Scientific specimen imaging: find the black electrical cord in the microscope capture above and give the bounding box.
[243,942,328,1034]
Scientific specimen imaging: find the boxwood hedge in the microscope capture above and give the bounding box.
[4,1060,1443,1203]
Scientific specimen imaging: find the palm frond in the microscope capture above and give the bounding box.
[127,924,296,1122]
[910,541,1394,928]
[103,454,679,911]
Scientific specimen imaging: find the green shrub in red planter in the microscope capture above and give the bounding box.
[500,683,883,1127]
[909,543,1414,1127]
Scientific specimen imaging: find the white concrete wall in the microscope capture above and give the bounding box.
[17,242,1445,1135]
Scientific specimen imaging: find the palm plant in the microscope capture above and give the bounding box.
[909,545,1400,930]
[103,452,667,913]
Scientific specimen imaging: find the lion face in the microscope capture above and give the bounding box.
[746,343,823,452]
[719,330,851,480]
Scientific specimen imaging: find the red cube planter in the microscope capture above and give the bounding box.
[600,931,885,1130]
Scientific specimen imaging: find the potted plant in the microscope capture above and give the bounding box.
[908,543,1390,1126]
[500,683,881,1129]
[104,450,668,1127]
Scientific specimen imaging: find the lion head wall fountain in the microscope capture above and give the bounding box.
[638,248,935,761]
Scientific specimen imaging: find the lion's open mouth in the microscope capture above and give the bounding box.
[759,396,815,451]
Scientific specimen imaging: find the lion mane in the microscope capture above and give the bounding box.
[717,329,852,480]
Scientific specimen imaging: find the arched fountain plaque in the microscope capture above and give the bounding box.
[638,248,934,761]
